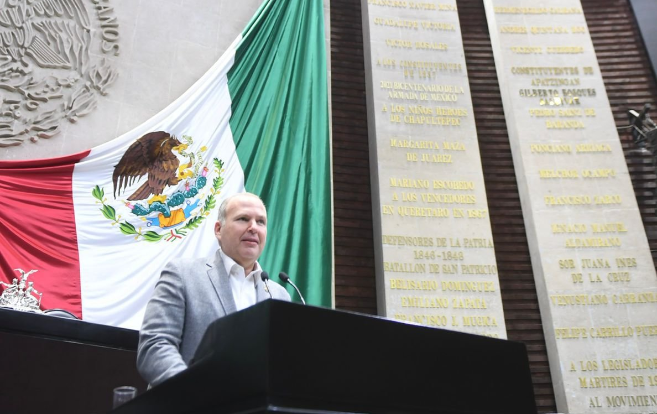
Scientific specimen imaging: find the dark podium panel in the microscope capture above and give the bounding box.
[0,308,146,414]
[113,300,537,414]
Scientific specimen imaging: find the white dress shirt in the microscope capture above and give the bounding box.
[219,248,261,311]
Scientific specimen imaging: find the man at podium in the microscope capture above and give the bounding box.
[137,192,290,386]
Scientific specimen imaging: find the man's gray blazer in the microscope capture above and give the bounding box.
[137,250,291,386]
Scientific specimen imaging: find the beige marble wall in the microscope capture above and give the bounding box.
[485,0,657,412]
[361,0,507,339]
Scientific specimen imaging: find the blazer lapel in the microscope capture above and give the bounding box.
[207,250,237,315]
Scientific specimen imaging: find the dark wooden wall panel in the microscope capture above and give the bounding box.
[456,2,556,411]
[330,0,657,412]
[331,0,378,314]
[583,0,657,260]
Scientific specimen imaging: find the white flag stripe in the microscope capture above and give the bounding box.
[72,35,246,328]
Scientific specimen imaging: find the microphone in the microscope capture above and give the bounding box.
[279,272,306,305]
[260,271,273,299]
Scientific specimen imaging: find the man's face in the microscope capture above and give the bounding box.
[214,194,267,272]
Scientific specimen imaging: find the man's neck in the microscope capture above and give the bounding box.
[219,249,259,276]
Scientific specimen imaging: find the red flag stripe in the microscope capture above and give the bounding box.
[0,150,91,317]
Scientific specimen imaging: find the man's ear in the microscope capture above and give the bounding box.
[214,221,221,237]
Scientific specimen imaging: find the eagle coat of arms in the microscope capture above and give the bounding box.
[92,131,224,242]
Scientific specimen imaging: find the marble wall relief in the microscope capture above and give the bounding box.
[0,0,119,147]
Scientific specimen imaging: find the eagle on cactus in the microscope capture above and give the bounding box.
[112,131,188,202]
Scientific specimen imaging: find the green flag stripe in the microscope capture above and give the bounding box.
[228,0,332,307]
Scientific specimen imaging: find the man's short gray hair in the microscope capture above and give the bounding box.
[217,192,265,225]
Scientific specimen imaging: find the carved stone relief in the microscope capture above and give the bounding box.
[0,0,119,147]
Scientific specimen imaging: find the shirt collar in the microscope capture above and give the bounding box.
[219,248,261,278]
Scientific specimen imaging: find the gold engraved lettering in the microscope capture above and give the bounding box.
[529,109,556,117]
[374,17,418,29]
[615,257,636,267]
[558,109,582,117]
[550,8,582,14]
[552,223,587,233]
[547,46,584,54]
[494,7,582,14]
[460,264,497,274]
[389,177,431,188]
[576,143,611,152]
[420,21,455,31]
[419,193,476,204]
[386,39,412,48]
[381,82,464,93]
[565,238,621,248]
[555,327,588,339]
[433,180,474,190]
[530,26,569,34]
[511,46,543,54]
[531,78,580,86]
[368,0,408,7]
[389,279,438,290]
[613,292,657,304]
[603,358,657,371]
[397,206,450,217]
[401,296,449,308]
[559,259,576,269]
[383,262,426,273]
[466,209,487,218]
[545,195,591,205]
[590,326,634,338]
[608,272,631,282]
[500,26,527,34]
[388,91,418,100]
[636,325,657,336]
[581,258,610,268]
[546,120,585,129]
[579,376,629,388]
[435,107,467,116]
[495,7,549,14]
[462,315,498,327]
[606,394,657,408]
[441,280,496,292]
[452,297,487,309]
[512,67,579,75]
[419,153,453,163]
[519,88,559,97]
[582,169,616,178]
[530,143,572,153]
[393,313,449,327]
[594,195,621,205]
[562,88,596,97]
[400,60,462,71]
[550,294,608,306]
[382,235,434,246]
[437,3,457,11]
[539,169,579,178]
[463,238,494,248]
[409,2,436,10]
[390,139,437,149]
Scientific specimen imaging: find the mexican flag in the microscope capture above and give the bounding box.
[0,0,332,329]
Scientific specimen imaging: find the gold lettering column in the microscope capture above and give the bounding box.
[361,0,507,339]
[485,0,657,412]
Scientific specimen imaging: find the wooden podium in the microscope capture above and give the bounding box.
[112,300,537,414]
[0,307,145,414]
